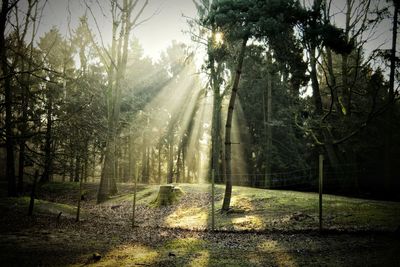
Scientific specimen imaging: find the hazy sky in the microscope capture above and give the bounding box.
[36,0,198,60]
[24,0,395,62]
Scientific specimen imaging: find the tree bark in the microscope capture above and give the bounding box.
[341,0,352,115]
[325,47,342,115]
[97,0,148,201]
[310,45,345,190]
[264,54,273,188]
[221,37,248,212]
[167,141,174,184]
[41,87,53,183]
[74,153,80,182]
[158,141,162,184]
[210,57,223,183]
[0,0,17,196]
[98,138,116,202]
[384,1,398,193]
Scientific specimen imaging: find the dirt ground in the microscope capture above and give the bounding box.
[0,183,399,266]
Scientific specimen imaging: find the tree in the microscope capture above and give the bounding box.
[236,44,310,188]
[96,0,149,202]
[1,0,45,195]
[192,0,228,183]
[300,0,397,193]
[0,0,17,196]
[205,0,310,211]
[384,0,399,193]
[37,27,75,183]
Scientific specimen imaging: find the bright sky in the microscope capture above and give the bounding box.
[22,0,395,67]
[36,0,198,60]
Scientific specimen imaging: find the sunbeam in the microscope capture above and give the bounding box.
[126,61,212,184]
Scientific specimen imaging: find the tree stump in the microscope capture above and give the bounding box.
[154,185,184,206]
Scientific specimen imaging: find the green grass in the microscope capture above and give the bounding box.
[40,181,80,192]
[121,183,400,231]
[0,196,80,218]
[71,234,400,267]
[9,181,399,231]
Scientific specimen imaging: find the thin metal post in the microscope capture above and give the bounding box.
[319,154,324,232]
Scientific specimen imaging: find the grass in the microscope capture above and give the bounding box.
[0,196,80,218]
[70,234,399,267]
[3,182,399,231]
[1,182,399,266]
[116,183,400,231]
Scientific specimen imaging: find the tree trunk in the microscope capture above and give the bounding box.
[176,146,181,183]
[221,38,248,212]
[98,0,149,201]
[158,142,162,184]
[83,141,89,182]
[114,143,119,183]
[74,153,80,182]
[0,0,16,197]
[310,46,345,190]
[342,0,352,115]
[182,147,186,182]
[98,138,117,202]
[264,54,273,188]
[167,142,174,184]
[41,88,53,183]
[210,58,222,183]
[18,110,26,193]
[128,135,133,182]
[310,47,323,114]
[384,1,398,193]
[69,146,75,182]
[146,146,150,183]
[326,47,342,114]
[141,137,147,183]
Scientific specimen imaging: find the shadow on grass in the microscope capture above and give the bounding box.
[1,182,400,266]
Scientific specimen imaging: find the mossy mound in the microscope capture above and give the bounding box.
[0,197,79,218]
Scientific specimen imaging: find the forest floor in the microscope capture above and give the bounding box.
[0,182,399,266]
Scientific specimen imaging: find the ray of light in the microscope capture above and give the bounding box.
[231,99,251,186]
[127,61,214,184]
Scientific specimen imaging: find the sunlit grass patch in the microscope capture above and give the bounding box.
[82,244,159,267]
[164,237,207,251]
[187,250,210,266]
[41,182,398,231]
[165,207,209,229]
[158,237,267,266]
[103,185,159,205]
[231,215,264,230]
[230,196,255,212]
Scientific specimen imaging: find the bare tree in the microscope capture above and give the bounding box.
[95,0,149,202]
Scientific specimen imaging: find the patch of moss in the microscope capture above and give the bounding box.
[75,245,159,267]
[0,197,80,218]
[40,182,80,193]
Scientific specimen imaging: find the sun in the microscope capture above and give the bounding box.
[214,32,224,45]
